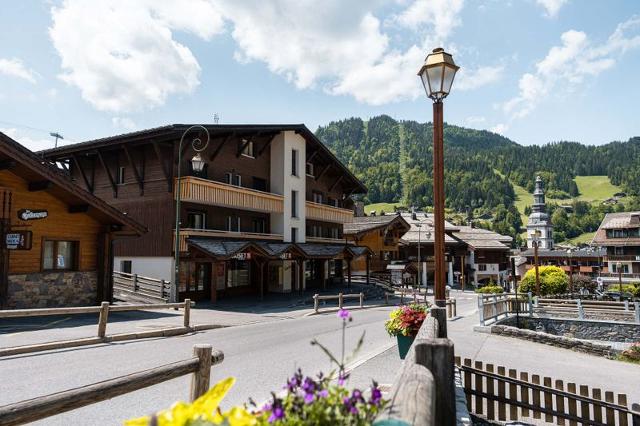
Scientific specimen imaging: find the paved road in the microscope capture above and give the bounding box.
[0,306,395,425]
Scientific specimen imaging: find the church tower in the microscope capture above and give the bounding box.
[526,175,553,249]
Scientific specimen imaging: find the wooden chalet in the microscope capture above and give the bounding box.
[0,132,145,309]
[39,124,369,302]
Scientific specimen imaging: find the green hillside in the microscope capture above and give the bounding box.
[574,176,624,202]
[365,202,403,215]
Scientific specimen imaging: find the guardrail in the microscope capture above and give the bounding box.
[535,298,639,323]
[456,357,640,425]
[375,307,456,425]
[478,293,533,326]
[0,344,224,426]
[0,300,195,357]
[113,271,171,303]
[312,293,364,313]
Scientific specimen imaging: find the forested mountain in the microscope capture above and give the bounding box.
[315,115,640,245]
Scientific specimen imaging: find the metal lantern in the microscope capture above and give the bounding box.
[418,48,459,101]
[191,153,206,172]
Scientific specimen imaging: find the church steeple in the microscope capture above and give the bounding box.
[526,175,554,250]
[532,175,546,213]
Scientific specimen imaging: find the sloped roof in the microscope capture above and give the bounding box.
[399,212,461,245]
[592,211,640,246]
[453,226,512,250]
[343,213,410,236]
[520,248,605,258]
[0,132,146,236]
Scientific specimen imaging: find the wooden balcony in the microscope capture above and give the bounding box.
[174,228,283,252]
[176,176,284,213]
[605,254,640,261]
[305,201,354,224]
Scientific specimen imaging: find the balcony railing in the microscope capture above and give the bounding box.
[305,236,348,244]
[305,201,354,224]
[174,228,283,252]
[605,254,640,261]
[176,176,284,213]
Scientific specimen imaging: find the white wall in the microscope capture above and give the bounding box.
[114,256,173,282]
[270,130,306,242]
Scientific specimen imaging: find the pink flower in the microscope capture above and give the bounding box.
[337,308,350,319]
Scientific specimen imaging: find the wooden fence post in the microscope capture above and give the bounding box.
[528,292,534,316]
[431,307,447,339]
[478,295,485,326]
[133,274,138,292]
[183,299,191,328]
[624,300,630,311]
[359,292,364,308]
[414,339,456,426]
[492,295,498,319]
[338,293,343,309]
[190,344,212,401]
[97,302,109,338]
[314,294,319,313]
[453,299,457,317]
[447,300,452,318]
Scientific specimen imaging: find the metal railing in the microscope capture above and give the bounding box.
[477,293,533,326]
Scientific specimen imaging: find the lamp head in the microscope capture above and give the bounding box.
[418,47,459,101]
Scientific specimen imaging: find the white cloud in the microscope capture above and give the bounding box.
[463,116,486,127]
[394,0,464,42]
[536,0,568,18]
[455,65,504,91]
[112,117,136,131]
[1,128,57,151]
[490,123,508,135]
[503,17,640,119]
[0,58,37,83]
[49,0,225,113]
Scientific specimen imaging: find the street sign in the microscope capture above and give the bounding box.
[5,230,32,250]
[17,209,48,221]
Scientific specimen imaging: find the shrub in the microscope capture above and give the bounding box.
[570,274,596,293]
[518,265,568,296]
[618,342,640,364]
[475,285,504,294]
[606,283,640,296]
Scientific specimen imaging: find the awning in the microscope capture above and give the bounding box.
[187,239,268,260]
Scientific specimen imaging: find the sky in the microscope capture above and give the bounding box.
[1,0,639,151]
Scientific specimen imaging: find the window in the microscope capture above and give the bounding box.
[42,240,78,271]
[312,191,323,204]
[252,177,267,192]
[306,162,314,177]
[613,263,629,273]
[478,264,487,271]
[120,260,132,274]
[291,190,298,218]
[117,167,125,185]
[226,216,240,232]
[225,173,242,187]
[328,197,339,207]
[187,211,206,229]
[253,218,266,234]
[615,246,624,255]
[291,149,298,176]
[240,139,254,157]
[291,227,298,243]
[330,227,339,239]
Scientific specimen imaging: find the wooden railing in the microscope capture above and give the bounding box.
[375,307,456,425]
[312,292,364,313]
[305,236,348,244]
[177,176,284,213]
[305,200,354,223]
[0,344,224,426]
[478,293,533,326]
[605,254,640,261]
[174,228,283,252]
[535,298,640,323]
[0,301,194,357]
[456,357,640,425]
[113,271,171,303]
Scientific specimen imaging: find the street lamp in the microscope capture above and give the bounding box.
[418,47,459,307]
[617,261,623,294]
[173,125,210,302]
[532,229,541,297]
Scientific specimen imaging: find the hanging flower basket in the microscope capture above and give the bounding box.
[384,303,429,359]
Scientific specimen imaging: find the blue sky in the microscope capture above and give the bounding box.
[1,0,639,150]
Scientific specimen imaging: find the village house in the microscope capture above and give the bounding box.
[0,132,145,309]
[591,211,640,283]
[39,124,369,302]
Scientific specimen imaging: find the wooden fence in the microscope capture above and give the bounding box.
[535,298,640,323]
[313,293,364,313]
[375,307,456,426]
[113,271,171,304]
[0,300,194,357]
[455,357,640,425]
[478,293,533,326]
[0,344,224,426]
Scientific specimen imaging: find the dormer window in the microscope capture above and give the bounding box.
[240,140,254,158]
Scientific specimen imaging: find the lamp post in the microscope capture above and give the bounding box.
[532,230,541,297]
[617,261,623,294]
[173,125,210,303]
[416,222,422,289]
[567,249,574,295]
[418,47,459,308]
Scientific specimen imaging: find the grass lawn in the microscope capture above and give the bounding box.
[574,176,624,202]
[364,202,403,215]
[565,231,596,246]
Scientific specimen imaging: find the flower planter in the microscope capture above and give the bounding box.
[396,334,415,359]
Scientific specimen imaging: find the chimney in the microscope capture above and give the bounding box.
[354,201,365,217]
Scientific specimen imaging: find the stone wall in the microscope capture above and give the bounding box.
[7,271,97,308]
[500,316,640,342]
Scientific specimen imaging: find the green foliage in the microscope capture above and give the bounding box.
[475,285,505,294]
[606,283,640,297]
[518,265,568,296]
[618,342,640,364]
[570,274,596,293]
[384,303,429,337]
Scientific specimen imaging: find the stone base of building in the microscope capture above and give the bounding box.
[7,271,97,309]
